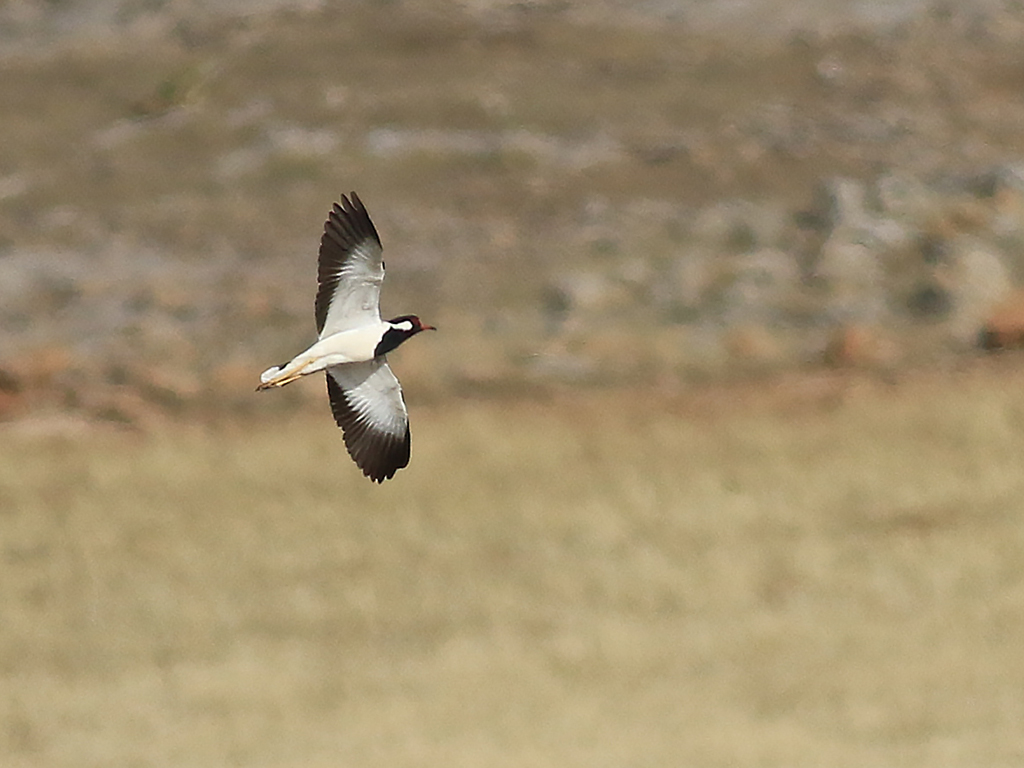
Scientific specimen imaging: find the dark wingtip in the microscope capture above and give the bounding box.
[340,191,361,214]
[325,370,410,484]
[363,467,396,483]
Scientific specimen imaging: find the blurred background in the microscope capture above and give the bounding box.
[4,1,1024,766]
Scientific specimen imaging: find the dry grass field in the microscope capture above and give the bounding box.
[3,366,1024,767]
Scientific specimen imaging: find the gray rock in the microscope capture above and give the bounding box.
[989,162,1024,194]
[814,233,886,322]
[690,199,788,253]
[863,217,916,251]
[942,236,1014,342]
[654,249,714,322]
[544,271,631,330]
[984,164,1024,253]
[815,176,871,233]
[713,247,803,325]
[872,171,939,222]
[906,282,954,319]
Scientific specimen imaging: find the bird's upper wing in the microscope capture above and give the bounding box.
[325,359,410,483]
[315,192,384,337]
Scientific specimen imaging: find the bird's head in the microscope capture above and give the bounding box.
[375,315,437,357]
[388,315,437,334]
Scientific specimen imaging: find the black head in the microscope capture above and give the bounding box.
[374,315,437,357]
[389,315,436,334]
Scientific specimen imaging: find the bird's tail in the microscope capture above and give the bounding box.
[256,362,292,391]
[256,358,315,391]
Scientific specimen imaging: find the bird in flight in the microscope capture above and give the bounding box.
[257,192,435,482]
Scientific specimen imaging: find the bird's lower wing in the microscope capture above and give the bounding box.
[326,359,410,483]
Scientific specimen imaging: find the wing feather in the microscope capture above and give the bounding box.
[325,360,410,483]
[315,192,384,337]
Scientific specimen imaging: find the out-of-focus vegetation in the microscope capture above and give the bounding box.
[4,368,1024,767]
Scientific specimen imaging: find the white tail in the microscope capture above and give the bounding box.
[259,365,282,384]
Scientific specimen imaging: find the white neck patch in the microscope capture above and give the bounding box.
[393,320,414,332]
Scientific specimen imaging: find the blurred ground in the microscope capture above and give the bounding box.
[4,1,1024,765]
[4,367,1024,767]
[5,0,1024,422]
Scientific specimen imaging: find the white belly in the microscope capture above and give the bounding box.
[260,323,388,384]
[305,325,387,366]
